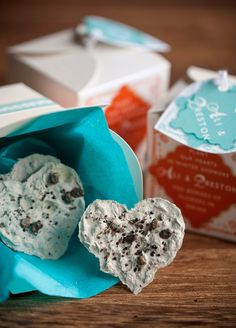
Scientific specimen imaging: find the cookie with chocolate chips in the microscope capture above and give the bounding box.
[0,154,85,259]
[79,198,185,294]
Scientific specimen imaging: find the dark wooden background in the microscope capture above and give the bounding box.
[0,1,236,327]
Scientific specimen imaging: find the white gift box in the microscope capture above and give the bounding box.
[0,83,62,137]
[0,82,142,199]
[146,67,236,242]
[7,29,171,164]
[0,82,143,297]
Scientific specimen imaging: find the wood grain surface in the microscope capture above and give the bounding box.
[0,1,236,327]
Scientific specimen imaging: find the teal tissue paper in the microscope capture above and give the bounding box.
[0,107,139,299]
[0,244,15,302]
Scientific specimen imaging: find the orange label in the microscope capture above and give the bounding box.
[105,86,150,151]
[149,145,236,228]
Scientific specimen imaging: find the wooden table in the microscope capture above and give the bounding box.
[0,233,236,327]
[0,1,236,327]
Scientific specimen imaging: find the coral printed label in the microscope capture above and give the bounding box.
[105,86,150,151]
[149,145,236,228]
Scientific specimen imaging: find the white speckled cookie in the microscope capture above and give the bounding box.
[0,154,85,259]
[79,198,185,294]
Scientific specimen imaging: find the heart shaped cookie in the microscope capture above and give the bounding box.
[79,198,185,294]
[0,154,85,259]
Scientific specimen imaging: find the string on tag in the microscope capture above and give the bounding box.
[215,70,230,92]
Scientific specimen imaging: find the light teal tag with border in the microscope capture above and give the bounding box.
[171,80,236,151]
[83,16,170,52]
[155,73,236,154]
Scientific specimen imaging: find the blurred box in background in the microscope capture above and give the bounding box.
[146,67,236,242]
[7,28,170,165]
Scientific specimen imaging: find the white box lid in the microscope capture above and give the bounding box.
[9,29,170,94]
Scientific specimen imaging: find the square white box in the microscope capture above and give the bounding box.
[7,29,171,164]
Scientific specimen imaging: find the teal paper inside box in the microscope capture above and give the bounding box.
[0,106,142,300]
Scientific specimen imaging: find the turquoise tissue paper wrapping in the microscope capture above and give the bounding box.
[0,107,138,300]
